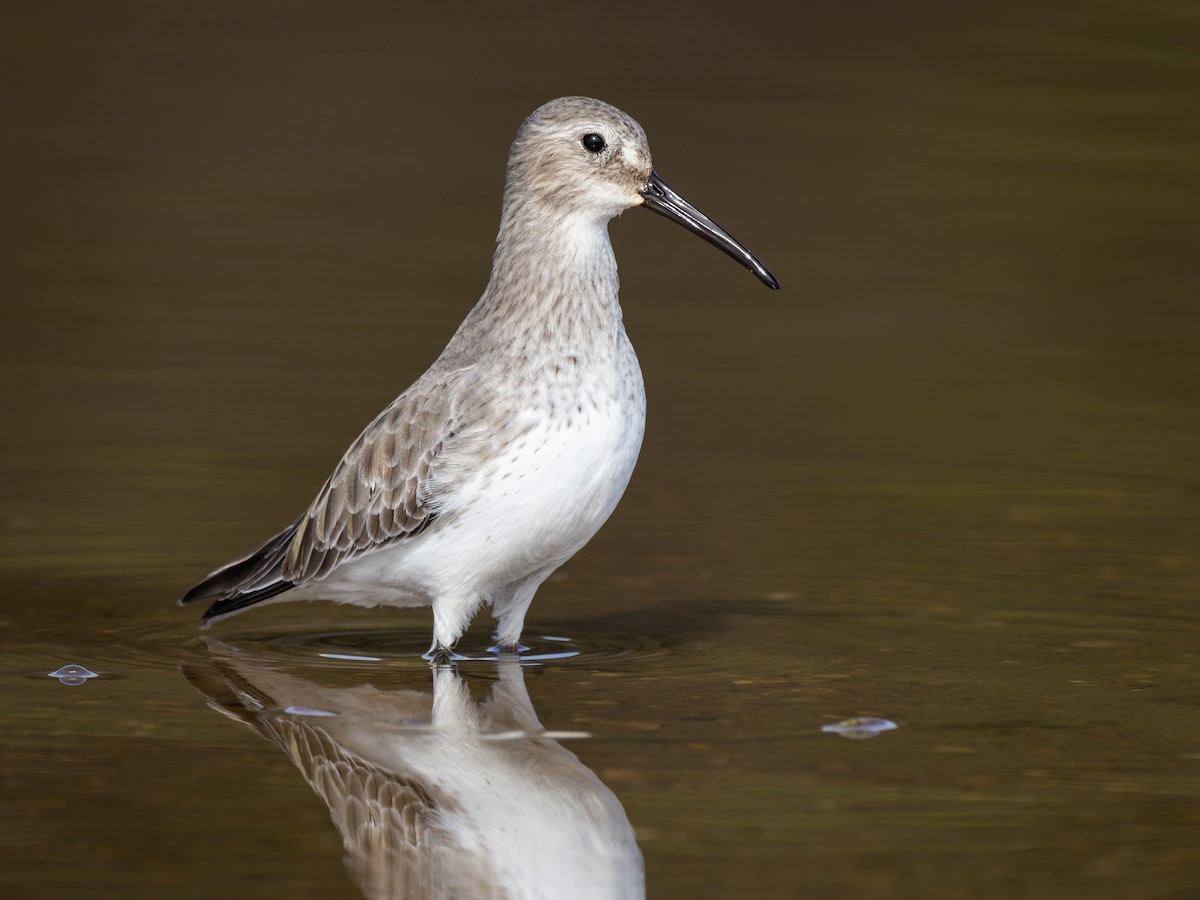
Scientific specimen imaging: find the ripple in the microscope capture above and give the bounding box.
[16,612,205,675]
[198,625,680,669]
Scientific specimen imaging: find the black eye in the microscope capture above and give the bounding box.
[581,133,607,154]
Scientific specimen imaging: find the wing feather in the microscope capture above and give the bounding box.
[283,371,475,583]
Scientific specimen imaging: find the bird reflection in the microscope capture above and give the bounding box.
[184,643,644,900]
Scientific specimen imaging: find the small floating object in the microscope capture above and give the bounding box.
[821,717,898,740]
[48,664,99,686]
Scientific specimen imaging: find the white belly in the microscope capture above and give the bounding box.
[311,368,646,609]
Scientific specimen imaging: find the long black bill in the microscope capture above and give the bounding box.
[639,170,780,290]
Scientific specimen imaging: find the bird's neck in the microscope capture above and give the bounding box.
[462,202,624,357]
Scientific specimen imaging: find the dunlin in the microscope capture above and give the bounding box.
[181,96,778,658]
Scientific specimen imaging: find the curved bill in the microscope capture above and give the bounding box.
[639,170,780,290]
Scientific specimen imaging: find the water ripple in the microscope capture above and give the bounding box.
[199,625,679,669]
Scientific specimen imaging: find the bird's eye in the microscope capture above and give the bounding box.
[581,133,607,154]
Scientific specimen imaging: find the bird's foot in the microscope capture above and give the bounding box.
[422,643,461,666]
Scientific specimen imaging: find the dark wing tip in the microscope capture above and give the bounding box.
[179,520,301,614]
[179,578,218,607]
[201,580,297,622]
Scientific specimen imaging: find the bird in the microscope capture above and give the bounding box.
[180,96,779,660]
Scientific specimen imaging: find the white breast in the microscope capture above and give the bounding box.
[469,399,643,561]
[312,345,646,607]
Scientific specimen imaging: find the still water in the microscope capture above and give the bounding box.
[2,2,1198,898]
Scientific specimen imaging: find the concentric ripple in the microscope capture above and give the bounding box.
[202,625,679,669]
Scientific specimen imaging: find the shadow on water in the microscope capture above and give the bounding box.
[183,642,644,900]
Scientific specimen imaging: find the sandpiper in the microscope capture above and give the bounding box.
[181,96,778,658]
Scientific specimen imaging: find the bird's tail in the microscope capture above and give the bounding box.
[179,520,301,622]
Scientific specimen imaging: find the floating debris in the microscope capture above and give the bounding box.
[48,664,99,686]
[821,717,898,740]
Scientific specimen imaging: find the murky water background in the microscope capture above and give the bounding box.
[3,2,1198,897]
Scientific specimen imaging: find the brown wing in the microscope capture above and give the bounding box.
[180,368,486,619]
[283,374,469,582]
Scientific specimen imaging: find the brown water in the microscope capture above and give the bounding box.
[3,2,1199,898]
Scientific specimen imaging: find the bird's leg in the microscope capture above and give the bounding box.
[426,593,477,664]
[490,574,545,655]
